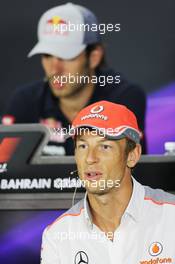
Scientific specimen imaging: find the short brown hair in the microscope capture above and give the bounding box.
[125,138,136,157]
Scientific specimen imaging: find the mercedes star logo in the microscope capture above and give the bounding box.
[74,251,89,264]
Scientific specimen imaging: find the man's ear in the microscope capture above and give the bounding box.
[127,144,142,168]
[88,45,104,70]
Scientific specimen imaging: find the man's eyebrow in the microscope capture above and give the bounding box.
[97,138,111,143]
[76,138,86,142]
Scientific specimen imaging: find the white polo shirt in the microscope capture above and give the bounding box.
[41,178,175,264]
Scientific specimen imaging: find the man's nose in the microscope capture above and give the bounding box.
[51,56,64,74]
[86,148,99,165]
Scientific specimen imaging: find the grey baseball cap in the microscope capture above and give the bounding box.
[28,2,101,59]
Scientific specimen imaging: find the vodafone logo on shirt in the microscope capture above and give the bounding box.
[139,242,173,264]
[149,242,163,256]
[139,257,173,264]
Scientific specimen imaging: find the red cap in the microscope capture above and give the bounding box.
[66,101,142,143]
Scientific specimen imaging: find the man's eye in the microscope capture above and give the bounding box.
[78,144,87,149]
[101,144,112,150]
[42,54,52,58]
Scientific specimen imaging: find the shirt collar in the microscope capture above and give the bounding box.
[83,177,145,227]
[124,176,145,222]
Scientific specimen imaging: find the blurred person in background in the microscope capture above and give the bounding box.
[1,3,147,155]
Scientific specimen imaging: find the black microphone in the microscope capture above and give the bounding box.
[70,170,78,175]
[70,170,78,206]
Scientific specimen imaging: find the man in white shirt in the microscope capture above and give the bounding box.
[41,100,175,264]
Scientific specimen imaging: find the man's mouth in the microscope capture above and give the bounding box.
[52,80,64,90]
[48,75,65,90]
[84,171,102,180]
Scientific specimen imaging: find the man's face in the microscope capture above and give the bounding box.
[75,131,128,195]
[41,51,91,98]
